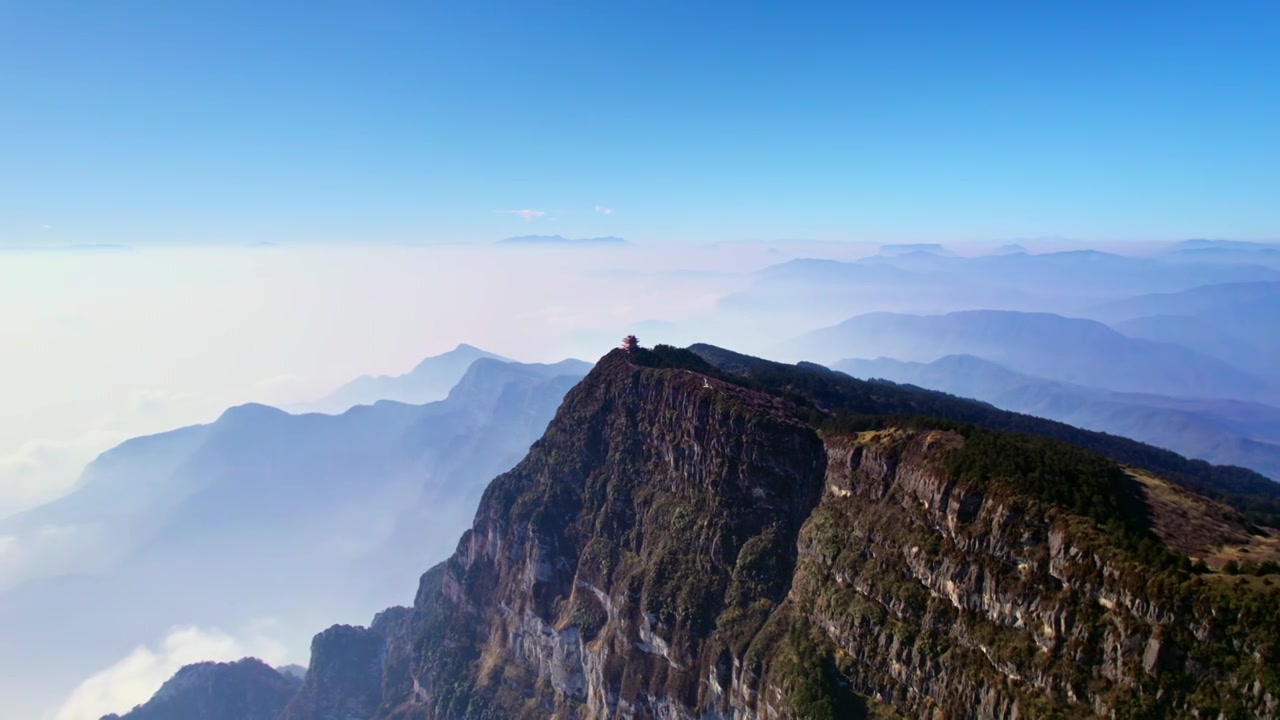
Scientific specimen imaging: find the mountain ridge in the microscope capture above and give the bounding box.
[835,354,1280,481]
[1082,282,1280,381]
[788,309,1276,403]
[110,343,1280,719]
[4,356,592,720]
[717,253,1280,330]
[290,344,512,415]
[101,658,302,720]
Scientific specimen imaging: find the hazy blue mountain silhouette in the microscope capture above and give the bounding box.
[789,310,1275,403]
[1089,281,1280,320]
[1158,239,1280,267]
[850,249,1280,293]
[876,243,953,256]
[1087,282,1280,380]
[717,258,1067,327]
[291,343,508,414]
[718,251,1280,327]
[0,356,590,720]
[835,354,1280,481]
[991,244,1028,255]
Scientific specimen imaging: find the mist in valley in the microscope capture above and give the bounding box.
[5,237,1280,718]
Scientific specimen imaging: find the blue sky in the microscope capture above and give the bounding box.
[2,0,1277,246]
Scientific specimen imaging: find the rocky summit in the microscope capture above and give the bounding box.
[101,658,301,720]
[110,344,1280,719]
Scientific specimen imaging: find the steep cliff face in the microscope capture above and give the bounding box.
[797,427,1279,718]
[358,347,1279,720]
[379,348,830,719]
[279,625,389,720]
[125,344,1280,719]
[99,658,300,720]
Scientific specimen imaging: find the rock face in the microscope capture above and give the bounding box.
[127,344,1280,719]
[392,347,832,720]
[279,625,390,720]
[333,346,1277,719]
[0,354,592,720]
[99,658,300,720]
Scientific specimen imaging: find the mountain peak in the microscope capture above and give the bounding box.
[215,402,288,424]
[113,342,1280,720]
[295,344,510,414]
[330,341,1280,718]
[278,625,386,720]
[409,343,505,372]
[876,242,952,256]
[991,243,1028,255]
[100,657,300,720]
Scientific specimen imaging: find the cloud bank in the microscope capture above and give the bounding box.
[0,241,865,526]
[53,623,293,720]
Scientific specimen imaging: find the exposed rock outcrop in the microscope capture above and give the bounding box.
[279,625,389,720]
[123,344,1280,719]
[98,658,300,720]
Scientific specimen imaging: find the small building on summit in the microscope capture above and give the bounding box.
[621,335,639,352]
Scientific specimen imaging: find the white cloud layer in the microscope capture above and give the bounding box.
[594,204,613,215]
[0,241,864,524]
[53,623,293,720]
[0,240,877,719]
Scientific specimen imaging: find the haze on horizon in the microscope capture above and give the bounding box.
[0,237,1233,520]
[2,2,1278,719]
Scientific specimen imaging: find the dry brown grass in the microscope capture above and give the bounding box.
[854,428,913,445]
[1206,530,1280,568]
[1129,468,1280,570]
[1204,572,1280,590]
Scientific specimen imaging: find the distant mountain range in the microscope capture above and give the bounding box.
[718,251,1280,327]
[788,309,1276,403]
[1084,282,1280,380]
[109,342,1280,720]
[991,243,1028,255]
[497,234,627,245]
[17,249,1280,718]
[290,343,509,414]
[0,353,591,720]
[841,250,1280,296]
[876,243,953,256]
[835,354,1280,481]
[1157,239,1280,267]
[1091,280,1280,321]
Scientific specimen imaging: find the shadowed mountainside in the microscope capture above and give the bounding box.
[5,357,590,720]
[835,354,1280,481]
[101,659,302,720]
[127,343,1280,719]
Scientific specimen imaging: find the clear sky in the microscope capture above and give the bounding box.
[2,0,1277,246]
